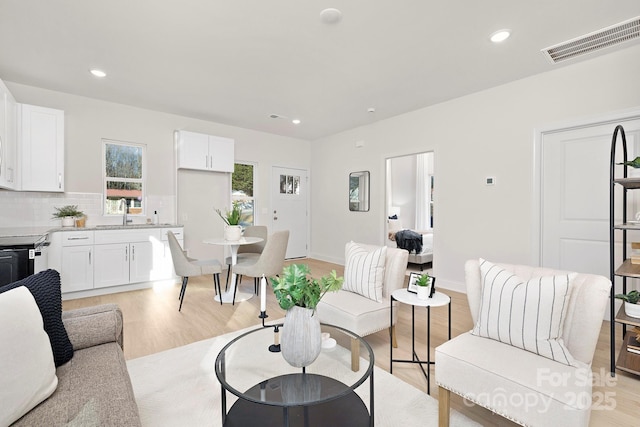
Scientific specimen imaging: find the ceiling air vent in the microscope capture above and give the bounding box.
[541,16,640,64]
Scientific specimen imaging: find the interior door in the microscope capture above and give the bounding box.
[541,119,640,275]
[271,166,308,259]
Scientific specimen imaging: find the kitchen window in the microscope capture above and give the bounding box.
[103,139,146,216]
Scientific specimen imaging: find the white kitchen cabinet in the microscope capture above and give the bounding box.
[93,243,130,288]
[61,245,93,292]
[55,230,95,293]
[129,240,155,283]
[50,226,182,296]
[0,80,17,190]
[19,104,64,192]
[93,241,154,288]
[93,229,162,288]
[177,130,234,172]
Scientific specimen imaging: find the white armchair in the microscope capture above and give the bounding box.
[316,243,408,371]
[436,259,611,427]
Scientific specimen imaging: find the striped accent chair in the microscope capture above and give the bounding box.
[436,259,610,427]
[316,242,408,371]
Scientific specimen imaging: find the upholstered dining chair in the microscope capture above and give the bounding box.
[224,225,268,292]
[316,242,409,371]
[436,259,611,427]
[231,230,289,304]
[167,231,223,311]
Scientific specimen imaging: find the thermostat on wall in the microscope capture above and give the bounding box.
[486,176,496,185]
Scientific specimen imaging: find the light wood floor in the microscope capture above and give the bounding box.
[63,258,639,427]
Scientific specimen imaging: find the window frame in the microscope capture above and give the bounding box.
[102,139,147,217]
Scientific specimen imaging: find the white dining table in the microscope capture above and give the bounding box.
[203,236,264,304]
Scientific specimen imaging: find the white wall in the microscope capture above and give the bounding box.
[389,155,417,228]
[310,44,640,292]
[3,83,310,260]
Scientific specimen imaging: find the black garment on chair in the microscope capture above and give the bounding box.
[394,229,423,254]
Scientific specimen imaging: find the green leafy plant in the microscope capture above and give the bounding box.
[215,202,243,226]
[52,205,84,218]
[271,264,343,311]
[615,290,640,305]
[416,273,431,287]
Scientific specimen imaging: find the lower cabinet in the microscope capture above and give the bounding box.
[61,245,93,292]
[93,241,155,288]
[50,226,183,296]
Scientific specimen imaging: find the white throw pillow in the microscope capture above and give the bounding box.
[471,259,577,366]
[0,286,58,426]
[343,242,386,302]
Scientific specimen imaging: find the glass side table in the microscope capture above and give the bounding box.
[215,323,375,426]
[390,288,451,394]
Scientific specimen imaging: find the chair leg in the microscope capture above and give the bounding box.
[178,276,187,301]
[438,386,451,427]
[214,273,222,305]
[350,337,360,372]
[390,325,398,348]
[178,277,189,311]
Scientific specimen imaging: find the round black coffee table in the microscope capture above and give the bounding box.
[215,323,374,426]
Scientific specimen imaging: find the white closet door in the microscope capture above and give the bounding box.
[541,119,640,275]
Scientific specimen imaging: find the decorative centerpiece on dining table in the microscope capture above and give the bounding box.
[271,264,343,367]
[215,202,244,241]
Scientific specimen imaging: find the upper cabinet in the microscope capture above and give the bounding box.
[176,130,234,173]
[0,80,17,190]
[19,104,65,192]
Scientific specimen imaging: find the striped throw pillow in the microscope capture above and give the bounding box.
[343,242,386,302]
[471,259,577,366]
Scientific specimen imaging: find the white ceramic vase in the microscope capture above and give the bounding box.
[625,301,640,319]
[61,217,75,227]
[224,225,242,241]
[281,306,322,368]
[417,286,430,300]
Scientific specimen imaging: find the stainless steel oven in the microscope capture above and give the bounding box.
[0,234,48,287]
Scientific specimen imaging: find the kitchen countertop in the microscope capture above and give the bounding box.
[50,223,183,232]
[0,224,183,238]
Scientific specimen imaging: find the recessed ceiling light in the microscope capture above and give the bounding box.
[292,119,301,125]
[490,29,511,43]
[90,69,106,77]
[320,8,342,24]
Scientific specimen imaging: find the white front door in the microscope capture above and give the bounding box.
[272,166,308,259]
[540,119,640,275]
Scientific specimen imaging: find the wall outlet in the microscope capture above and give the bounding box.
[486,176,496,185]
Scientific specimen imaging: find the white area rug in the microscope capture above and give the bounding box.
[127,324,479,427]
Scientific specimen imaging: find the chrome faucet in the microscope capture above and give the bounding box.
[119,198,132,225]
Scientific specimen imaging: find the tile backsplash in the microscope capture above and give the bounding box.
[0,191,176,228]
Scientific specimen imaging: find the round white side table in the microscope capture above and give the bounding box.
[390,288,451,394]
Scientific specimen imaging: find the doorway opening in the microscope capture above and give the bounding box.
[385,152,434,271]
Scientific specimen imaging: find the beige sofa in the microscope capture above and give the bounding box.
[12,304,141,426]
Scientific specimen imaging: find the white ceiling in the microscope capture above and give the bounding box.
[1,1,639,140]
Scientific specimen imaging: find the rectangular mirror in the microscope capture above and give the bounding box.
[349,171,370,212]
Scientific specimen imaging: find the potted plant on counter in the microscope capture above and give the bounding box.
[52,205,84,228]
[215,202,244,240]
[615,290,640,318]
[271,264,343,367]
